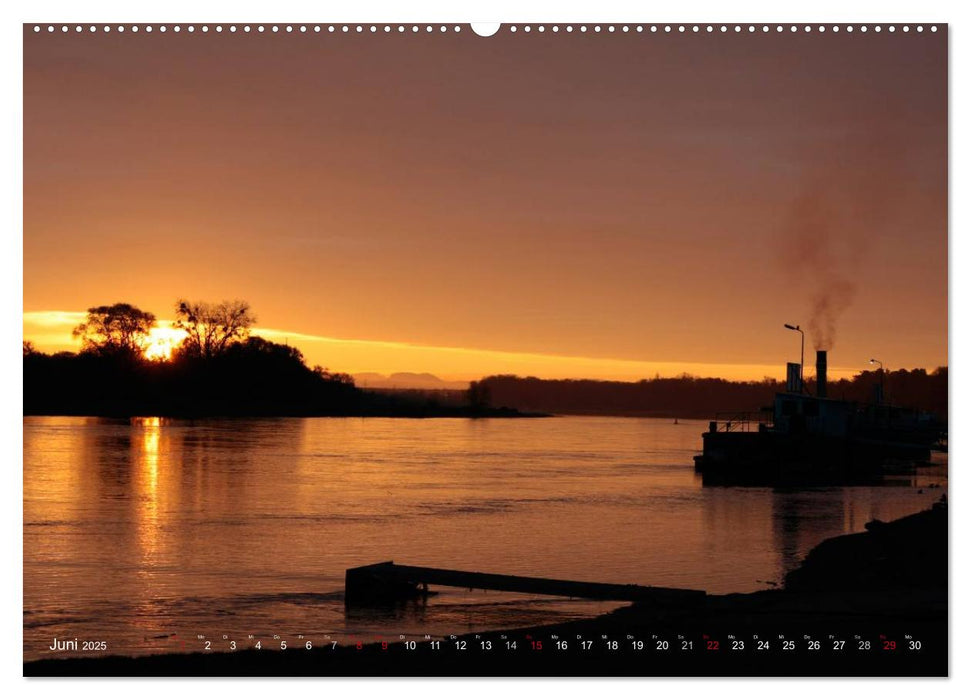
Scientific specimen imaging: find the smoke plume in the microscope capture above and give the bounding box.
[777,132,903,351]
[807,279,857,351]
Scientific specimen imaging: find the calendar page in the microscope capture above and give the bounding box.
[21,17,948,679]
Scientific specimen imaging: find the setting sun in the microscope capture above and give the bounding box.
[143,326,187,361]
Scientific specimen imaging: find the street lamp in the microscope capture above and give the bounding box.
[784,324,804,391]
[869,358,885,403]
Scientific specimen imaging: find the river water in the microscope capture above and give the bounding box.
[23,415,946,661]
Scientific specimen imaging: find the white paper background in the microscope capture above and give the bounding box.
[2,0,964,697]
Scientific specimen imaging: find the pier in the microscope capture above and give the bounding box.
[344,561,707,607]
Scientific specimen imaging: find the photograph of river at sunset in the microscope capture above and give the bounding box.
[22,21,947,678]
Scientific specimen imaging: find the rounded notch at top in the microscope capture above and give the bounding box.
[471,23,500,37]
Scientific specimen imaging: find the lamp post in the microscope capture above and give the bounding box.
[869,358,884,403]
[784,324,804,392]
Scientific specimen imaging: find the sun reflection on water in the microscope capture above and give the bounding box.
[132,418,162,579]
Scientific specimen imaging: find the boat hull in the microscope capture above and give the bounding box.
[694,430,930,486]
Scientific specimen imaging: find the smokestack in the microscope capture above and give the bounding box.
[816,350,828,398]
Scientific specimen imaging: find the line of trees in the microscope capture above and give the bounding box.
[472,369,948,420]
[46,299,352,382]
[67,299,262,361]
[24,299,520,418]
[24,299,361,416]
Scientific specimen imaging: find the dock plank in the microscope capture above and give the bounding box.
[345,561,706,606]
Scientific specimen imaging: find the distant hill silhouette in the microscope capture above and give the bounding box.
[472,369,947,420]
[353,372,470,390]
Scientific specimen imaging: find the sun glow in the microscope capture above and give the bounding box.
[24,310,868,381]
[143,327,188,361]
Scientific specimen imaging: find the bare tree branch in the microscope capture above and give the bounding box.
[174,299,256,359]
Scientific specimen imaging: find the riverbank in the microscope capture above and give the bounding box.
[24,343,545,419]
[25,499,947,676]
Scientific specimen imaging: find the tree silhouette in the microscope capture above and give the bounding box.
[467,380,492,409]
[72,303,156,357]
[313,364,355,385]
[174,299,255,359]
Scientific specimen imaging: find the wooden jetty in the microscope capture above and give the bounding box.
[345,561,707,607]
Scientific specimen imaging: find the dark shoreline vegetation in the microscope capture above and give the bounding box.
[22,347,528,418]
[22,300,529,419]
[23,501,947,677]
[472,370,948,419]
[23,300,947,420]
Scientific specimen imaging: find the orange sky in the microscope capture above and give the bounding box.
[23,27,947,382]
